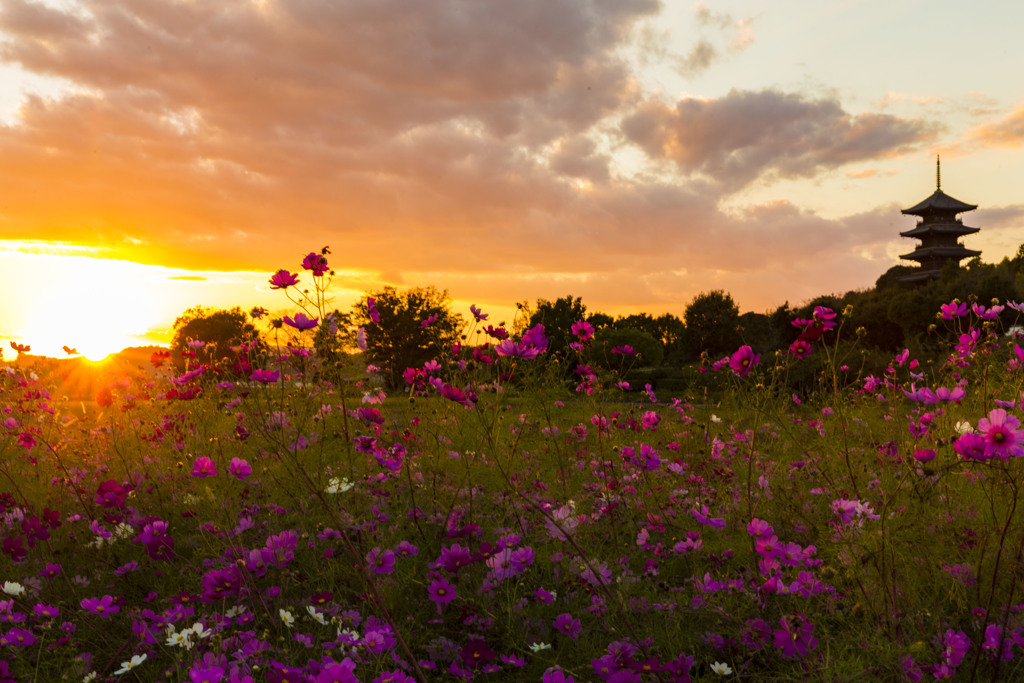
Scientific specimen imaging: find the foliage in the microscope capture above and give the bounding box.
[683,289,742,360]
[526,295,587,360]
[170,305,259,370]
[351,285,463,390]
[11,250,1024,682]
[586,327,663,369]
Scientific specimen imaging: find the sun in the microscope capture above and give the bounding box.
[9,252,177,360]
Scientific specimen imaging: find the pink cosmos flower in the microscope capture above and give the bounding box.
[428,578,457,610]
[269,270,299,289]
[977,408,1024,459]
[191,457,217,478]
[366,548,395,575]
[301,251,329,276]
[789,340,812,358]
[283,313,319,330]
[773,613,817,659]
[940,300,968,319]
[228,457,252,480]
[250,369,280,383]
[356,327,367,351]
[571,320,595,341]
[972,302,1004,320]
[553,613,582,640]
[729,345,760,377]
[367,297,380,323]
[470,304,488,321]
[419,314,438,329]
[80,595,119,617]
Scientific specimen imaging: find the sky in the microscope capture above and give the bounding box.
[2,0,1024,359]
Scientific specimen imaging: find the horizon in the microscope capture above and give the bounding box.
[2,0,1023,360]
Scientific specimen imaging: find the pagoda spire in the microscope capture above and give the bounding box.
[936,155,941,190]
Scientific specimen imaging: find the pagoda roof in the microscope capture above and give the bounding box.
[902,189,977,216]
[900,245,981,261]
[900,222,980,238]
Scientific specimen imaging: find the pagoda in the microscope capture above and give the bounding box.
[898,157,980,283]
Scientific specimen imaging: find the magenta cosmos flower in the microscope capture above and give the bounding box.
[250,369,280,383]
[191,457,217,478]
[977,408,1024,459]
[729,345,760,377]
[301,252,329,276]
[269,270,299,289]
[283,313,319,330]
[80,595,120,617]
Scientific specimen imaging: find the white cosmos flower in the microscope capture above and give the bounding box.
[279,608,295,627]
[190,621,212,639]
[711,662,733,675]
[2,582,24,596]
[528,642,552,652]
[955,420,973,435]
[325,477,354,494]
[114,654,147,675]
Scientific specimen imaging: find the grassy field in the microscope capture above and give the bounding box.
[3,289,1024,682]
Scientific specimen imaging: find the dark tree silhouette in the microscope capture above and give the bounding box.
[351,286,463,390]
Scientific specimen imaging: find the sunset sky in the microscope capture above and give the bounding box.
[2,0,1024,359]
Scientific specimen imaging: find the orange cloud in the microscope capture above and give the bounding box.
[967,104,1024,148]
[0,0,951,316]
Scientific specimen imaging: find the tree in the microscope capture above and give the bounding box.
[683,290,741,359]
[588,327,664,369]
[170,306,259,370]
[351,286,463,390]
[525,295,587,359]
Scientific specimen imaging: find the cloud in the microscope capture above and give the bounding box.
[0,0,953,316]
[673,3,756,78]
[966,103,1024,148]
[621,89,938,189]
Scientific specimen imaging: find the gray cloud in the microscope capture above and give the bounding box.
[621,89,938,189]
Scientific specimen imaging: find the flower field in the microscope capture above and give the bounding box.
[3,255,1024,682]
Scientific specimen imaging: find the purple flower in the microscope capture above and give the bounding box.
[191,456,217,478]
[729,345,760,377]
[367,297,380,323]
[301,251,329,276]
[80,595,119,617]
[571,320,595,341]
[773,613,817,659]
[316,658,359,683]
[977,408,1024,459]
[469,304,488,321]
[283,313,319,331]
[542,668,575,683]
[189,665,226,683]
[428,578,457,609]
[366,548,395,575]
[250,369,280,384]
[553,613,582,640]
[269,270,299,289]
[228,457,252,480]
[940,300,968,319]
[954,432,989,461]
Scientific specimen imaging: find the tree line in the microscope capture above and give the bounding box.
[168,245,1024,392]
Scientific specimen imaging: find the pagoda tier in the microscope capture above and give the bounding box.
[897,165,981,282]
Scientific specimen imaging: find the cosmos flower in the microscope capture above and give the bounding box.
[283,313,319,330]
[269,270,299,289]
[977,408,1024,459]
[729,345,760,377]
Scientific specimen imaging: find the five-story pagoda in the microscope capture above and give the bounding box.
[898,157,980,283]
